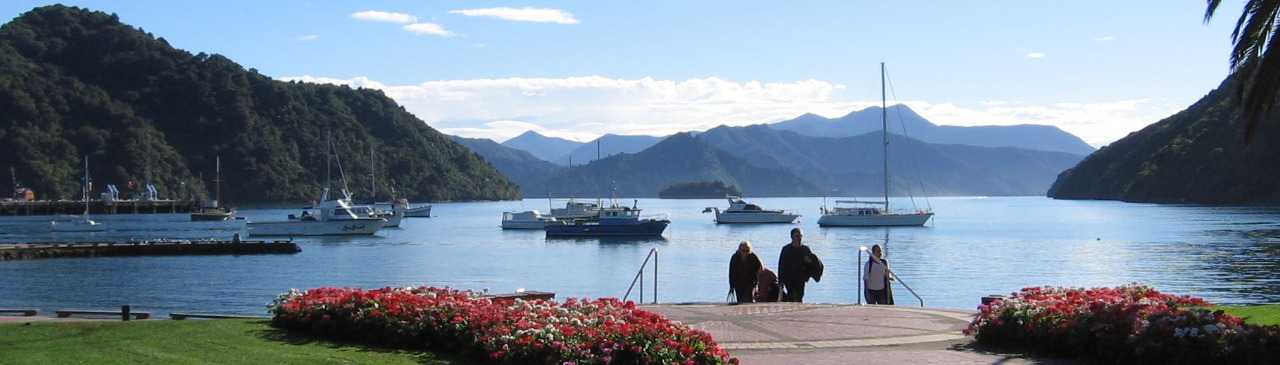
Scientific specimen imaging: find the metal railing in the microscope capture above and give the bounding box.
[889,271,924,307]
[623,248,658,304]
[858,247,924,307]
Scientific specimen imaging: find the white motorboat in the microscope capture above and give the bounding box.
[817,63,933,227]
[702,196,800,224]
[394,199,432,218]
[247,191,386,236]
[247,135,387,236]
[501,210,557,230]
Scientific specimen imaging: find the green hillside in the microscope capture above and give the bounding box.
[1048,76,1280,204]
[0,5,519,203]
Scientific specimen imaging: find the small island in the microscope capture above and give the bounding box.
[658,181,742,199]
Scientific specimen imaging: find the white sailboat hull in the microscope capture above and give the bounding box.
[817,211,933,227]
[246,218,385,236]
[50,218,106,232]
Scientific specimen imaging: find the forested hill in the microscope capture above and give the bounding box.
[0,5,520,203]
[1047,75,1280,204]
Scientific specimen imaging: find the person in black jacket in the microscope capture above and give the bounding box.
[729,241,763,303]
[778,228,817,302]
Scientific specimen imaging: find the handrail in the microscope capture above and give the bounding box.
[622,248,658,304]
[888,271,924,307]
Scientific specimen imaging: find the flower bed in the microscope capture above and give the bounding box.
[269,286,738,364]
[964,283,1280,364]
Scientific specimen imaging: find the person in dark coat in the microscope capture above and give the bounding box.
[778,228,817,302]
[864,244,895,305]
[729,241,763,303]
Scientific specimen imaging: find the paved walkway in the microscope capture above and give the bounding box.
[643,303,1078,364]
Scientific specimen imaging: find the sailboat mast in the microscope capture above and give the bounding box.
[881,62,890,211]
[214,156,221,205]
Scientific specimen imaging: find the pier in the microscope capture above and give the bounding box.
[0,199,198,216]
[0,239,300,260]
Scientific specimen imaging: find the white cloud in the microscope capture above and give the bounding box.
[297,35,317,41]
[1027,52,1046,58]
[282,75,1167,147]
[450,7,579,24]
[403,23,457,37]
[351,11,418,23]
[1095,36,1115,42]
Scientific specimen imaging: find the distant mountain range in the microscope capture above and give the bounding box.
[501,132,666,166]
[459,105,1090,198]
[771,105,1097,155]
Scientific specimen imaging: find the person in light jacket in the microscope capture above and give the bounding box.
[864,244,895,305]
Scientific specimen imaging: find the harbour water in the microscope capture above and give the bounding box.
[2,196,1279,316]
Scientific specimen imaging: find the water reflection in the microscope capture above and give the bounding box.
[544,236,670,245]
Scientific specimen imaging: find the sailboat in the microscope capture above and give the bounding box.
[190,156,236,221]
[817,63,934,227]
[50,156,106,232]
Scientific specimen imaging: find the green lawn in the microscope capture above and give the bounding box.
[1218,304,1280,326]
[0,319,472,364]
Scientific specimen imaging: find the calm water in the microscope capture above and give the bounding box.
[2,196,1279,316]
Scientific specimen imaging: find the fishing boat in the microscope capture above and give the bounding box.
[51,156,105,232]
[702,196,800,224]
[817,63,934,227]
[501,210,557,230]
[545,200,669,237]
[246,191,387,236]
[190,156,235,221]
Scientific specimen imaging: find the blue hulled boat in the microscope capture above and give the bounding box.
[544,202,669,237]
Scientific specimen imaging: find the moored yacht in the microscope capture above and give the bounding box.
[702,196,800,224]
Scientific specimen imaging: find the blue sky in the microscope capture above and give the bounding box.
[2,1,1242,147]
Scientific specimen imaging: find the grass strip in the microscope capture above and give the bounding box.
[0,319,471,364]
[1217,304,1280,326]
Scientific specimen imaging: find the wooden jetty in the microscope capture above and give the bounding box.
[0,239,300,260]
[0,199,199,216]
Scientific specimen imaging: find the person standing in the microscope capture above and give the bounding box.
[864,244,895,305]
[728,241,763,303]
[778,227,816,302]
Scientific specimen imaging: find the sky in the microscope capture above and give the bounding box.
[1,1,1247,148]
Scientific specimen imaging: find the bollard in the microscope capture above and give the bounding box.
[122,305,131,321]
